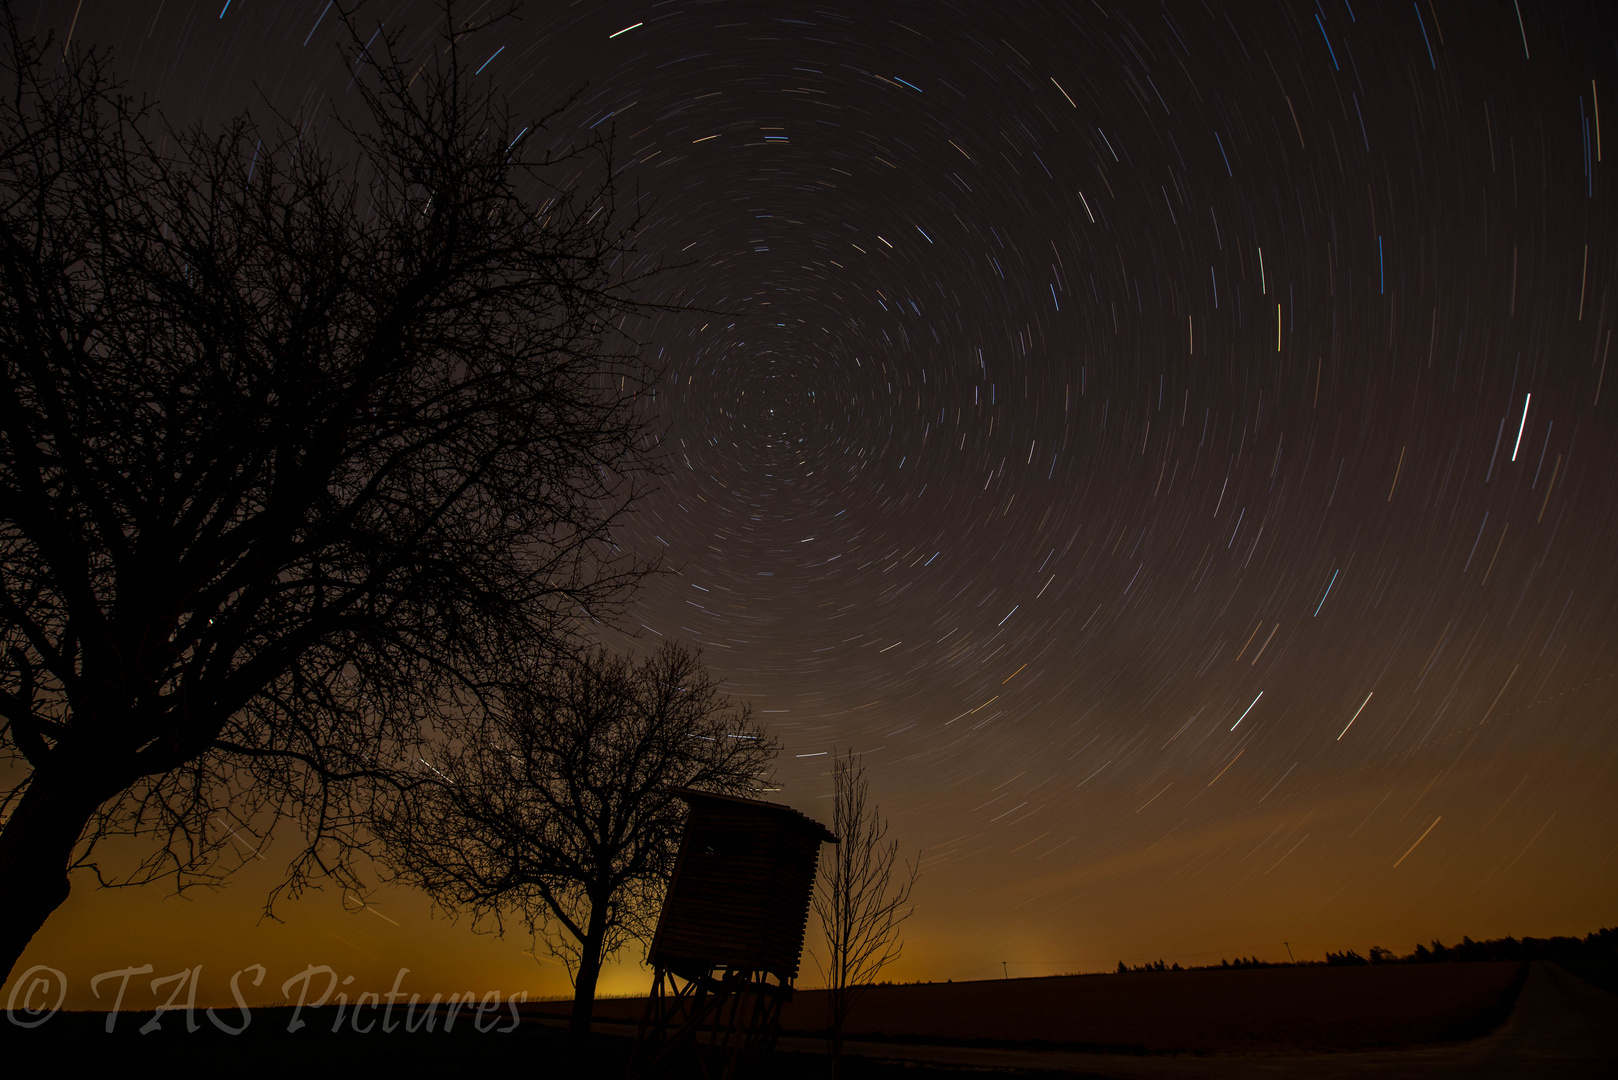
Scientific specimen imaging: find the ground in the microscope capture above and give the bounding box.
[3,961,1613,1078]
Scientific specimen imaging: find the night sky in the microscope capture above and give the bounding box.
[9,0,1617,1003]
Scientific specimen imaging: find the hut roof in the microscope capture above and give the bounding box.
[666,787,838,845]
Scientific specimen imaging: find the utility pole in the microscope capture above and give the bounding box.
[1284,942,1295,963]
[1002,961,1009,980]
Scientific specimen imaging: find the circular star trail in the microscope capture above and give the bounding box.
[38,0,1618,976]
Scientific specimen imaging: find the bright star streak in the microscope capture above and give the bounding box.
[1511,393,1531,460]
[1230,691,1263,731]
[1313,569,1339,616]
[1337,692,1374,740]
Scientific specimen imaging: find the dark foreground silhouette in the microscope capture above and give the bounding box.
[0,1005,1052,1079]
[5,961,1612,1078]
[789,961,1615,1079]
[537,959,1529,1054]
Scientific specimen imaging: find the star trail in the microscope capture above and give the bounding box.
[13,0,1616,989]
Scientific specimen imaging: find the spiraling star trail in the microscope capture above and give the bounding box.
[26,0,1618,981]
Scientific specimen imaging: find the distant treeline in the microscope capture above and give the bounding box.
[1116,959,1185,973]
[1116,927,1616,974]
[1325,927,1617,967]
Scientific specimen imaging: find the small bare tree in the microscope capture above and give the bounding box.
[371,641,777,1045]
[811,750,920,1076]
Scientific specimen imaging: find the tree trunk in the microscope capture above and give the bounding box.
[828,985,847,1079]
[0,769,104,983]
[569,948,603,1044]
[568,905,609,1046]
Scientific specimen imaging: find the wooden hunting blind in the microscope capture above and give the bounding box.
[628,788,837,1079]
[652,788,837,979]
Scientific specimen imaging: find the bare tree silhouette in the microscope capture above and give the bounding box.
[811,750,920,1077]
[0,0,661,982]
[371,641,777,1044]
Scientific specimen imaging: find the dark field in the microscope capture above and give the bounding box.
[543,960,1529,1054]
[0,1008,1061,1079]
[8,961,1608,1078]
